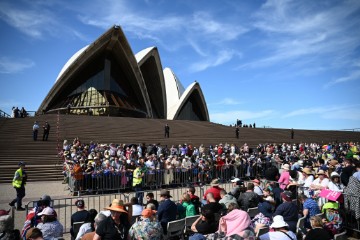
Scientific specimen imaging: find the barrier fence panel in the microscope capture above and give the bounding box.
[66,165,264,195]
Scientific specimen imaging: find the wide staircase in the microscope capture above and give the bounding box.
[0,114,359,184]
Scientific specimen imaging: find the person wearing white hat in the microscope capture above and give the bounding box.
[327,172,344,192]
[278,164,290,190]
[36,207,63,239]
[259,215,296,240]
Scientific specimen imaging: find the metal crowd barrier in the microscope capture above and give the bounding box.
[66,164,266,195]
[25,183,233,234]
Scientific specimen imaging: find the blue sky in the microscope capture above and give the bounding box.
[0,0,359,130]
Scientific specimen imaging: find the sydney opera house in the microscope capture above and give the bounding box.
[37,25,209,121]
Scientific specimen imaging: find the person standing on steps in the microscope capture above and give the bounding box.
[164,124,170,138]
[235,126,239,139]
[291,128,294,139]
[9,161,27,211]
[33,121,39,141]
[42,121,50,141]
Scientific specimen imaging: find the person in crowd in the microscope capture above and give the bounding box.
[42,121,50,141]
[36,207,63,239]
[164,124,170,138]
[9,161,27,211]
[133,163,145,205]
[190,208,218,240]
[81,213,107,240]
[94,199,130,240]
[178,193,197,219]
[144,192,159,210]
[203,179,223,203]
[262,187,275,205]
[157,190,177,234]
[219,189,238,209]
[278,164,290,190]
[187,186,201,214]
[70,199,89,238]
[302,167,315,197]
[202,193,223,214]
[341,159,355,186]
[353,160,360,181]
[251,199,273,234]
[216,203,255,238]
[298,194,321,229]
[310,169,329,206]
[253,179,263,196]
[273,191,298,233]
[259,215,297,240]
[304,216,332,240]
[229,178,242,199]
[237,183,260,211]
[0,209,21,240]
[32,121,39,141]
[321,200,343,236]
[75,208,97,240]
[25,227,43,240]
[129,208,162,239]
[327,171,344,192]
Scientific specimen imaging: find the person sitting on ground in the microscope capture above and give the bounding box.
[273,191,298,233]
[81,213,107,240]
[259,215,297,240]
[75,209,98,240]
[304,216,332,240]
[202,193,223,214]
[70,199,89,238]
[36,207,63,239]
[178,193,197,219]
[237,183,260,211]
[25,227,43,240]
[298,194,321,229]
[219,189,238,210]
[129,208,163,240]
[144,192,159,210]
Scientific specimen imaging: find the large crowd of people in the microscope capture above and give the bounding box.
[2,140,359,240]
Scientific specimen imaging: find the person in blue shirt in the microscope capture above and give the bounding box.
[299,194,321,229]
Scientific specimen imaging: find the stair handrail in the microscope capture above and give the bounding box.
[0,109,11,118]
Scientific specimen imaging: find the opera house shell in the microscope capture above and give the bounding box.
[38,25,209,121]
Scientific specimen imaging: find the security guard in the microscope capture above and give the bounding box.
[133,163,144,205]
[9,161,27,210]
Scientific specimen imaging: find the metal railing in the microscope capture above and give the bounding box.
[0,109,10,118]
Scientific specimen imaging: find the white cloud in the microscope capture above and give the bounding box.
[189,49,239,72]
[210,110,275,124]
[0,57,35,74]
[283,105,360,121]
[324,70,360,88]
[210,98,243,106]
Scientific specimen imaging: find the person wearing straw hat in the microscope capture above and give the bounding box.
[302,167,315,197]
[259,215,296,240]
[94,199,130,240]
[278,164,290,190]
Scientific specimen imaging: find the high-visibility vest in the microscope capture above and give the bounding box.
[132,168,142,186]
[12,168,23,188]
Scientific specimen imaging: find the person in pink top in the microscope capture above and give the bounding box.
[278,164,291,190]
[218,203,255,238]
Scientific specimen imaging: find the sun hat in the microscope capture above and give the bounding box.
[210,179,220,186]
[104,199,127,213]
[37,207,55,216]
[302,168,313,175]
[317,170,326,176]
[141,208,156,218]
[330,172,340,178]
[231,178,241,183]
[282,164,290,171]
[271,215,289,228]
[159,189,172,198]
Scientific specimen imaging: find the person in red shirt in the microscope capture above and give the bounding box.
[203,179,224,203]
